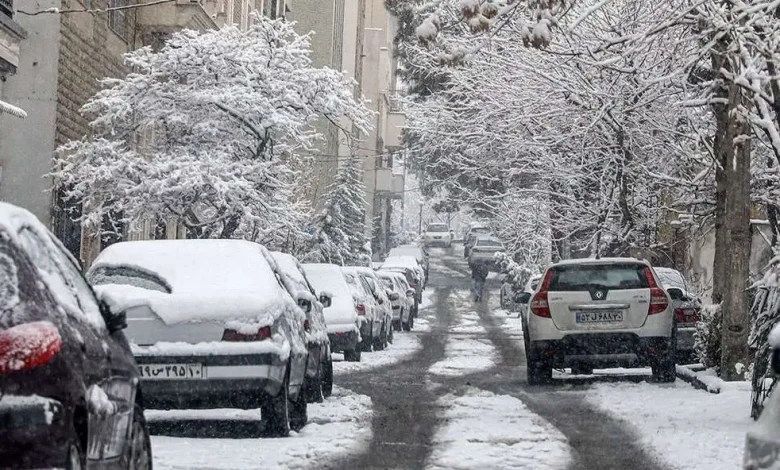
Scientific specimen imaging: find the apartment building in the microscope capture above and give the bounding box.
[0,0,26,118]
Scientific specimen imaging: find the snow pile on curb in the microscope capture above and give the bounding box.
[429,337,497,376]
[426,387,571,469]
[584,380,752,470]
[676,365,723,393]
[333,332,422,375]
[151,386,372,470]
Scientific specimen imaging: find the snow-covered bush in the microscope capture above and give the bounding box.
[305,156,372,266]
[494,251,534,293]
[52,14,372,241]
[694,304,722,372]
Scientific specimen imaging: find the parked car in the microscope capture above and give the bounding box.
[654,267,701,362]
[88,239,308,437]
[463,225,492,257]
[388,244,429,280]
[352,267,395,349]
[271,252,333,402]
[467,235,506,271]
[378,256,425,307]
[377,270,415,331]
[745,328,780,469]
[422,223,453,247]
[525,258,675,384]
[341,267,383,352]
[0,203,151,469]
[501,273,542,316]
[463,221,491,241]
[303,263,363,362]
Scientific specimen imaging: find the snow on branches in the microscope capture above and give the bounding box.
[52,15,373,242]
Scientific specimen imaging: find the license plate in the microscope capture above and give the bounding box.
[576,310,623,323]
[139,363,204,380]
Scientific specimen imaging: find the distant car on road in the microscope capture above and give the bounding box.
[351,267,395,350]
[88,239,308,437]
[467,236,506,271]
[303,263,363,362]
[342,267,385,353]
[388,244,429,280]
[0,203,152,469]
[654,267,700,362]
[422,223,453,247]
[525,258,676,384]
[271,252,333,402]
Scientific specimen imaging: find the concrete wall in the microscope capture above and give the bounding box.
[0,0,61,224]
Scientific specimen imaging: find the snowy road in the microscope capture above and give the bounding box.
[148,246,750,469]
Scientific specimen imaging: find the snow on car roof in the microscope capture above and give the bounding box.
[381,255,420,268]
[270,251,314,302]
[551,257,650,267]
[90,239,297,326]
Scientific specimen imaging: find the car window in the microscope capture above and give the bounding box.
[476,239,503,247]
[427,224,448,232]
[381,277,394,289]
[88,265,172,293]
[548,263,650,291]
[48,242,106,329]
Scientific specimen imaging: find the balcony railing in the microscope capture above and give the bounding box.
[385,90,405,113]
[0,0,13,18]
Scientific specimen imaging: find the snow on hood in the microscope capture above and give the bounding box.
[89,240,299,327]
[302,263,358,331]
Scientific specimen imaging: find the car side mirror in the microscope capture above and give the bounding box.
[666,288,684,301]
[319,293,332,308]
[298,298,312,313]
[100,301,127,333]
[515,292,532,304]
[406,289,415,297]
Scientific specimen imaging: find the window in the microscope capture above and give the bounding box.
[232,0,242,25]
[427,224,448,232]
[548,263,649,292]
[108,0,127,40]
[88,265,172,294]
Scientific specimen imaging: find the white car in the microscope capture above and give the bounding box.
[422,223,453,247]
[377,270,416,331]
[302,263,363,362]
[467,236,506,271]
[87,239,308,437]
[388,244,429,279]
[525,258,675,384]
[342,267,384,353]
[352,267,395,349]
[379,255,426,300]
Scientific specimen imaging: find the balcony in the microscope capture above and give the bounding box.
[375,168,404,199]
[136,0,218,46]
[0,0,25,77]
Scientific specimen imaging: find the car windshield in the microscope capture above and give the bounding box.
[548,263,649,291]
[87,265,171,293]
[476,239,503,248]
[427,224,448,232]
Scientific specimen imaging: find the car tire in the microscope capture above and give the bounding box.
[322,356,333,398]
[289,382,308,432]
[360,326,373,352]
[262,370,291,437]
[374,324,386,351]
[304,360,325,404]
[571,364,594,375]
[526,343,553,385]
[387,324,394,344]
[125,404,152,470]
[344,348,361,362]
[65,440,85,470]
[652,344,677,383]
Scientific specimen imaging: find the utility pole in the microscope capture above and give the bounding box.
[418,202,424,234]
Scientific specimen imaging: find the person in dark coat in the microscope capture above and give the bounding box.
[471,260,489,302]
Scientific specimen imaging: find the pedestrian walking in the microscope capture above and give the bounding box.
[471,260,489,302]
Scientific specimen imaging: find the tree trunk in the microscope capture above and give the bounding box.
[719,81,752,381]
[219,214,241,239]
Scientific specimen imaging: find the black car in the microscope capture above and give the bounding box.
[0,203,151,469]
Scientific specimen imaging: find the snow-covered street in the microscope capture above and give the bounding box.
[139,246,759,470]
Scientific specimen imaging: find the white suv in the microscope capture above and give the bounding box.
[422,223,452,247]
[525,258,675,384]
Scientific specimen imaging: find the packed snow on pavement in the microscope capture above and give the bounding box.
[150,386,372,470]
[426,387,572,470]
[333,332,422,375]
[583,380,753,470]
[429,336,498,377]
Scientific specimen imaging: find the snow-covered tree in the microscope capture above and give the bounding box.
[305,156,372,266]
[51,15,373,241]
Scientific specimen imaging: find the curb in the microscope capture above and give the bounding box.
[675,365,721,394]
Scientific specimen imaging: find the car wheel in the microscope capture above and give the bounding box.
[360,326,373,352]
[304,361,325,404]
[651,343,677,383]
[374,324,386,351]
[571,364,594,375]
[526,343,553,385]
[387,323,394,344]
[393,319,401,332]
[125,404,152,470]
[402,319,411,331]
[322,356,334,398]
[65,441,84,470]
[289,381,308,432]
[261,369,291,437]
[344,348,362,362]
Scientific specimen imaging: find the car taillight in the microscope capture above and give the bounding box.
[530,270,554,318]
[0,321,62,374]
[643,266,669,315]
[304,320,311,332]
[356,304,366,315]
[388,292,399,301]
[675,308,699,324]
[222,326,272,342]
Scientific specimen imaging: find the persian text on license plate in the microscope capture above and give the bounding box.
[139,363,204,380]
[576,311,624,324]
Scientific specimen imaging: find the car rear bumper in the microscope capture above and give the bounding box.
[135,353,286,409]
[531,333,672,368]
[328,330,360,353]
[0,395,69,468]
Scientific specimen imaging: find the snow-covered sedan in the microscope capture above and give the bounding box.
[377,270,416,331]
[422,223,453,247]
[352,267,394,349]
[271,252,333,402]
[87,239,308,437]
[303,263,363,362]
[342,267,385,352]
[388,244,429,280]
[0,203,151,469]
[654,267,700,362]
